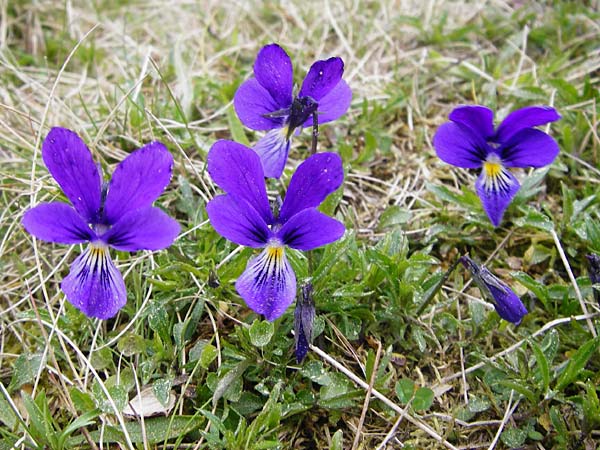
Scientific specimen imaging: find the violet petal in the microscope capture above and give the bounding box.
[22,202,95,244]
[279,152,343,223]
[449,105,495,140]
[103,142,173,225]
[207,140,274,224]
[102,206,180,252]
[475,167,520,227]
[299,57,344,101]
[41,127,101,223]
[253,128,292,179]
[234,78,286,131]
[495,106,560,143]
[433,122,489,169]
[500,128,560,168]
[302,79,352,127]
[61,245,127,320]
[206,195,271,248]
[253,43,293,108]
[235,246,296,321]
[278,208,345,251]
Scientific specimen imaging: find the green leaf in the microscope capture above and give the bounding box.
[412,387,434,411]
[212,359,251,406]
[501,427,527,448]
[0,384,17,428]
[249,320,275,348]
[93,383,127,414]
[395,378,414,404]
[555,336,600,391]
[153,378,172,407]
[8,353,44,392]
[541,329,560,363]
[378,205,411,229]
[530,341,550,394]
[515,209,554,232]
[331,430,343,450]
[200,344,218,369]
[67,416,203,445]
[148,302,171,344]
[499,381,537,404]
[226,106,250,146]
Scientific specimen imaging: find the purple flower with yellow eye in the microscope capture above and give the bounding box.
[206,140,344,321]
[433,105,561,226]
[460,255,527,324]
[22,127,180,320]
[234,43,352,179]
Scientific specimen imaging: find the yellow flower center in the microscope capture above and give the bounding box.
[266,245,284,260]
[483,160,502,179]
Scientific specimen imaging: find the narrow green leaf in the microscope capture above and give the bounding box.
[530,341,550,394]
[555,337,600,391]
[212,359,251,406]
[226,107,250,146]
[331,430,343,450]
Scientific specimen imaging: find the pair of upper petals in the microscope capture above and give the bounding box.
[434,105,561,169]
[22,127,179,251]
[206,140,345,250]
[233,43,352,131]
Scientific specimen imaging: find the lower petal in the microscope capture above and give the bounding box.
[235,246,296,321]
[475,167,520,227]
[61,245,127,319]
[253,128,291,179]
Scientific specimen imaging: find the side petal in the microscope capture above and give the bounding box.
[495,106,561,143]
[234,78,286,131]
[61,245,127,320]
[279,152,344,222]
[253,43,293,108]
[253,128,291,179]
[235,246,296,321]
[41,127,101,223]
[206,195,270,248]
[22,202,94,244]
[302,79,352,127]
[499,128,560,168]
[102,207,180,252]
[103,142,174,225]
[207,140,274,224]
[278,208,345,251]
[433,122,488,168]
[299,57,344,101]
[475,167,520,227]
[448,105,494,139]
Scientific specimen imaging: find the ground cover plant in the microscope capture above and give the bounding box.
[1,1,600,449]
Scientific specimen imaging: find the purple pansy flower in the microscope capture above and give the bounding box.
[234,43,352,179]
[206,140,345,321]
[22,127,180,319]
[433,105,561,226]
[460,255,527,324]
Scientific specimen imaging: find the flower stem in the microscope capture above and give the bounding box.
[310,111,319,154]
